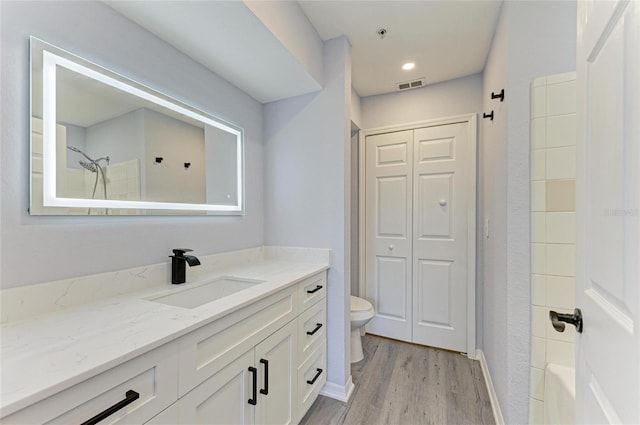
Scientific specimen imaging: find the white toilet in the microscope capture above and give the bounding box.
[350,295,375,363]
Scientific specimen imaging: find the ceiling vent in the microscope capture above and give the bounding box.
[396,78,426,91]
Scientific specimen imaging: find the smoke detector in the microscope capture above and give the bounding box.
[396,77,426,91]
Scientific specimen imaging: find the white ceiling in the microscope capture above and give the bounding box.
[108,1,502,102]
[299,0,503,97]
[106,1,322,104]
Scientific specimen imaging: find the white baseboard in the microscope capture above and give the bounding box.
[477,349,505,425]
[319,377,355,402]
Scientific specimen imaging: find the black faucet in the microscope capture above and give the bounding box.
[169,248,201,284]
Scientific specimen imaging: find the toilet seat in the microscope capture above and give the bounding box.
[351,295,373,312]
[350,296,374,320]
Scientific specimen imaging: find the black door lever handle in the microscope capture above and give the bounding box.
[550,308,583,333]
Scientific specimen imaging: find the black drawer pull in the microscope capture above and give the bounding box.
[306,368,323,385]
[248,366,258,405]
[306,323,323,336]
[306,285,323,294]
[80,390,139,425]
[260,359,269,395]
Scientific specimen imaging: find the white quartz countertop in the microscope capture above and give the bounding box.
[0,259,328,417]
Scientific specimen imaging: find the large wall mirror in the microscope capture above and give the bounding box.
[30,37,244,215]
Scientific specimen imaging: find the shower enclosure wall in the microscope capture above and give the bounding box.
[529,71,577,424]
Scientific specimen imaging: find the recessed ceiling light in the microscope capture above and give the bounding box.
[402,62,415,71]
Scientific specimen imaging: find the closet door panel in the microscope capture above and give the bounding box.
[375,256,408,320]
[365,130,413,342]
[412,123,469,352]
[416,173,453,239]
[376,176,408,237]
[416,259,454,328]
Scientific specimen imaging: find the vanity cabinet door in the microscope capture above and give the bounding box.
[176,321,297,425]
[255,321,297,425]
[178,349,255,425]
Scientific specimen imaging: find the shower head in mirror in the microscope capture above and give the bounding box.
[78,160,97,173]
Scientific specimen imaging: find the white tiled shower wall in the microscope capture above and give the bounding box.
[529,72,577,424]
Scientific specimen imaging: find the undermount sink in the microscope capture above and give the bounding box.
[148,276,265,309]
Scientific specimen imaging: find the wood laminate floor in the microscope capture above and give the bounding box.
[299,335,495,425]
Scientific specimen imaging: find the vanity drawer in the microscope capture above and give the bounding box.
[297,272,326,312]
[3,343,178,425]
[297,345,326,421]
[178,286,297,396]
[297,299,326,362]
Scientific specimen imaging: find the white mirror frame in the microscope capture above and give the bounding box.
[32,38,244,214]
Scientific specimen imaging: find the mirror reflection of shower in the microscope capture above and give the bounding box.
[66,146,110,215]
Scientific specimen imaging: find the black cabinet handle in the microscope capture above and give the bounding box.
[306,285,323,294]
[260,359,269,395]
[306,323,323,336]
[306,368,323,385]
[248,366,257,405]
[80,390,139,425]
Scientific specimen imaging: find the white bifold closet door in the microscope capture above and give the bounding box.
[365,129,414,341]
[365,122,470,353]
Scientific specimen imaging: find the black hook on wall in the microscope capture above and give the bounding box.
[184,162,191,169]
[483,111,494,121]
[154,157,164,164]
[491,89,505,102]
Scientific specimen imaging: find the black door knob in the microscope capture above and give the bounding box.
[549,308,583,333]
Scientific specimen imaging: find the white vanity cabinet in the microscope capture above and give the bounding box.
[176,320,297,425]
[2,270,327,425]
[173,271,326,425]
[145,270,326,425]
[2,342,179,425]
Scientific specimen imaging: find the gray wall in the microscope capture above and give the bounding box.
[0,1,263,288]
[264,37,352,396]
[481,1,577,423]
[85,109,145,168]
[350,88,361,128]
[85,109,146,191]
[143,109,206,204]
[350,131,359,297]
[481,5,510,421]
[361,73,483,129]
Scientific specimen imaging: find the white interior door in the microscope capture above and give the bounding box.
[365,130,413,341]
[412,123,469,351]
[576,0,639,423]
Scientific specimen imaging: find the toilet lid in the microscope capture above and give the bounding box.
[351,296,372,312]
